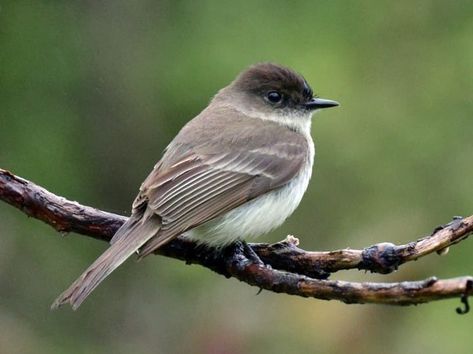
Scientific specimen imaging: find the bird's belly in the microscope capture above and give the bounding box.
[188,164,312,248]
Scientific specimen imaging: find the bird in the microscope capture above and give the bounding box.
[52,62,339,310]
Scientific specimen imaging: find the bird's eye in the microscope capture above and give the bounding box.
[266,91,282,103]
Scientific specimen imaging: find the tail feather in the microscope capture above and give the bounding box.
[51,215,160,310]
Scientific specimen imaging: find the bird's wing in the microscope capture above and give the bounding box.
[136,138,308,257]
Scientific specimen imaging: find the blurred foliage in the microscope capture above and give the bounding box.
[1,1,472,353]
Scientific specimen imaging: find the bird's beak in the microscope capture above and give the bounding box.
[305,97,339,110]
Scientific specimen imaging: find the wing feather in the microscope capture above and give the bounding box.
[137,146,306,257]
[123,112,310,255]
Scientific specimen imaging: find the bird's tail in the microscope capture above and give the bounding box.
[51,214,161,310]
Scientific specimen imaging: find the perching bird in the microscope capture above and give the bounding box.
[52,63,339,310]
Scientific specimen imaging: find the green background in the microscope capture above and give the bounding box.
[1,1,472,353]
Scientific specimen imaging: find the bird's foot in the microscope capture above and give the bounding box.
[225,240,265,267]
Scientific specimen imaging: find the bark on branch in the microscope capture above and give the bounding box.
[1,168,472,310]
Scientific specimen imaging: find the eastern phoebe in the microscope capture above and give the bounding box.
[52,63,339,309]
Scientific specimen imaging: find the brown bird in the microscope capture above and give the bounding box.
[52,63,339,310]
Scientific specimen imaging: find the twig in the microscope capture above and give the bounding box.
[1,168,472,308]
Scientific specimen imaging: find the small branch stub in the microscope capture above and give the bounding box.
[456,279,472,315]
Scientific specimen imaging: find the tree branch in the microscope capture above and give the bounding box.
[1,168,472,309]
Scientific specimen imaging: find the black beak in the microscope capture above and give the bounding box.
[305,97,339,110]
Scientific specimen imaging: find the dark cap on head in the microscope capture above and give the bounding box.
[235,63,313,99]
[233,63,339,111]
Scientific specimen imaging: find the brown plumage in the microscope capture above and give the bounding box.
[52,63,328,310]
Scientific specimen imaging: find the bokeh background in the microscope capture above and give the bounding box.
[1,1,472,353]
